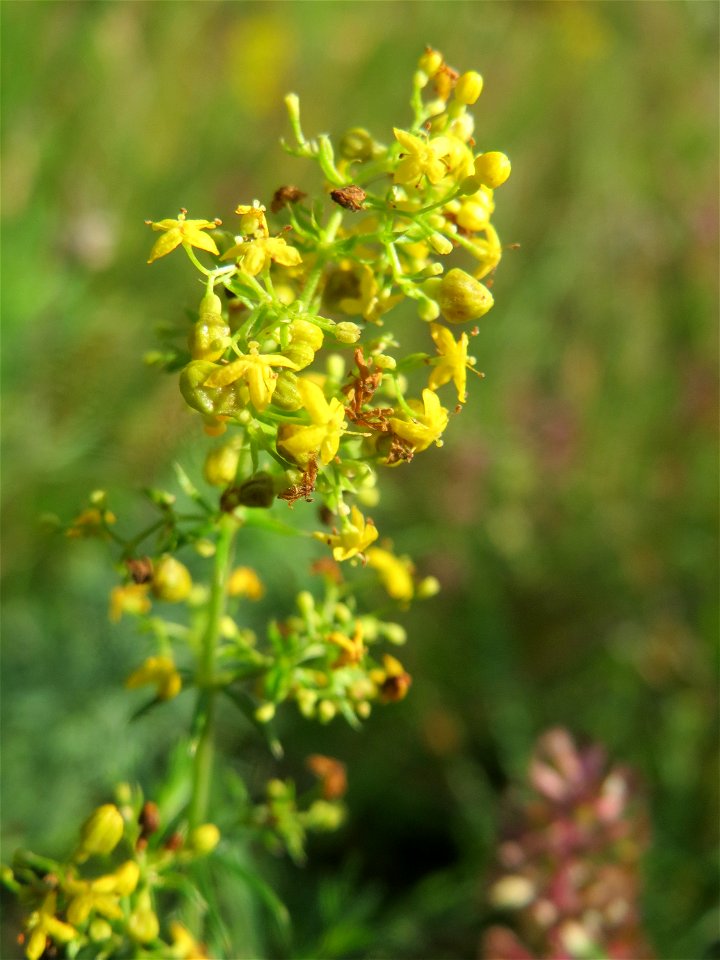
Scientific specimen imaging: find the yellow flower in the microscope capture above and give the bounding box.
[109,583,151,622]
[469,223,503,280]
[393,128,453,186]
[315,505,378,562]
[66,507,117,539]
[168,921,209,959]
[389,389,449,452]
[145,210,220,264]
[126,655,182,701]
[327,624,365,667]
[366,547,414,602]
[227,566,265,600]
[235,202,269,237]
[24,893,77,960]
[428,323,471,403]
[278,378,347,466]
[204,343,297,412]
[455,187,495,232]
[221,235,302,276]
[66,862,140,926]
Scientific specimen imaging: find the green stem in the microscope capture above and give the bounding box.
[188,515,237,831]
[298,210,343,309]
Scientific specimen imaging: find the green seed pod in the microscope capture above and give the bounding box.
[272,371,303,410]
[283,341,316,370]
[438,268,494,323]
[203,442,241,487]
[221,472,275,510]
[179,361,246,417]
[188,292,230,361]
[152,555,193,602]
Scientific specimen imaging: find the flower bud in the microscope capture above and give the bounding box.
[438,268,494,323]
[189,823,221,855]
[152,556,192,602]
[474,151,511,188]
[255,701,276,724]
[303,800,345,831]
[429,233,454,256]
[338,127,378,161]
[417,298,441,322]
[334,322,361,344]
[283,341,316,370]
[203,442,241,487]
[454,70,483,104]
[416,575,441,599]
[296,590,316,619]
[380,622,407,645]
[318,700,337,723]
[418,48,443,77]
[89,919,113,942]
[77,804,124,862]
[128,891,160,943]
[290,318,324,351]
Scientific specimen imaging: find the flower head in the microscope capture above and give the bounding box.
[428,323,473,403]
[393,128,454,186]
[145,209,221,263]
[315,505,378,562]
[366,546,414,602]
[389,389,449,452]
[278,378,347,465]
[221,235,302,276]
[227,566,265,600]
[109,583,151,622]
[24,893,77,960]
[126,655,182,701]
[204,343,297,412]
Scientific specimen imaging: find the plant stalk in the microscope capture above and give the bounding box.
[188,515,237,831]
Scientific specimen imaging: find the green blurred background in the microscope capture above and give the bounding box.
[2,2,718,958]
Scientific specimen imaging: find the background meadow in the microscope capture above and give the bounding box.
[2,2,718,957]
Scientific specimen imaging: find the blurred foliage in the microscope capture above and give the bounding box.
[1,2,717,958]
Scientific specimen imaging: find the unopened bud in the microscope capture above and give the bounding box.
[255,702,276,724]
[304,800,345,831]
[418,48,443,77]
[418,298,441,322]
[334,322,361,344]
[152,556,193,602]
[454,70,484,104]
[416,575,441,599]
[128,891,160,943]
[318,700,337,723]
[474,151,512,189]
[429,233,454,256]
[77,804,124,862]
[204,442,241,487]
[189,823,221,855]
[338,127,378,162]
